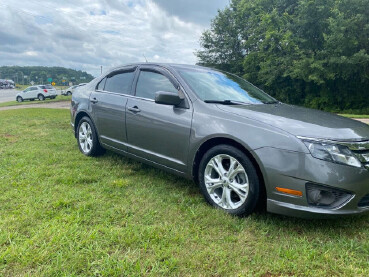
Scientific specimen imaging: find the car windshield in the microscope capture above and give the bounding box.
[177,68,277,104]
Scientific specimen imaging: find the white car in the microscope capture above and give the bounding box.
[62,83,87,96]
[62,85,78,96]
[44,84,57,94]
[16,85,57,102]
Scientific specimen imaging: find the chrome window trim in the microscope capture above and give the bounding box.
[93,89,155,102]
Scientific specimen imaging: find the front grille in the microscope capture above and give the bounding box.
[339,140,369,169]
[358,194,369,207]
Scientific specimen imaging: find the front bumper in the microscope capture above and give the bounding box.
[254,147,369,218]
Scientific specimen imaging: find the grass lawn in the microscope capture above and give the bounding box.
[0,95,71,108]
[1,109,369,276]
[339,114,369,119]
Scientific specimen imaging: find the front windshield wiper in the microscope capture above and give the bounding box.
[204,100,250,105]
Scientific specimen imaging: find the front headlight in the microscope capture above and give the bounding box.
[301,139,362,168]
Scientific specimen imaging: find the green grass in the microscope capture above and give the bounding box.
[339,114,369,119]
[1,109,369,276]
[0,95,71,108]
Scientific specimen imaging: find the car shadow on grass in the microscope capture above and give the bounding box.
[93,150,369,237]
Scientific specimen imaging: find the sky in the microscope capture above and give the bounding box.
[0,0,229,76]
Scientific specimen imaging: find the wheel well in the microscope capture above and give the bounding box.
[192,137,267,209]
[74,112,89,137]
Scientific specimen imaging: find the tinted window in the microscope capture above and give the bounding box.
[96,78,106,91]
[104,71,135,94]
[31,87,38,90]
[39,86,46,89]
[135,71,177,100]
[45,85,53,89]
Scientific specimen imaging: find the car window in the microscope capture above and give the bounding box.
[45,85,53,89]
[31,87,38,90]
[104,71,134,94]
[24,88,30,92]
[96,78,106,91]
[39,85,46,89]
[135,71,178,100]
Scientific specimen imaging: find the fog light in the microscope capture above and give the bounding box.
[306,183,353,209]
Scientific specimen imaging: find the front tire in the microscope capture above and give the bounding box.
[76,116,104,156]
[16,96,23,102]
[198,145,260,216]
[38,94,45,101]
[67,91,72,96]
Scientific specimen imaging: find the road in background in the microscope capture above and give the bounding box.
[0,89,63,103]
[0,101,70,111]
[0,89,18,103]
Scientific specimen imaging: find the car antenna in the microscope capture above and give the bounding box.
[143,54,148,63]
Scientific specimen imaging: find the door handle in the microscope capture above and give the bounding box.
[90,97,98,104]
[128,106,141,113]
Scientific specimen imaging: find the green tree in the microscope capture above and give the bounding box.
[0,66,94,86]
[196,0,369,114]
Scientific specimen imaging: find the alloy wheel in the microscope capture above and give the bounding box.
[204,154,249,210]
[79,122,93,154]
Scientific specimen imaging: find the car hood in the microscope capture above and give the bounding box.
[217,103,369,141]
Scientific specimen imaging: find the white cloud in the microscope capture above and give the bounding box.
[0,0,228,76]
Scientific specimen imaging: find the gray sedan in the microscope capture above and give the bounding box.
[70,63,369,218]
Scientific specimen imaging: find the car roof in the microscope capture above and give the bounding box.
[107,63,212,72]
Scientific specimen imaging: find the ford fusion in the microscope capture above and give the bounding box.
[70,63,369,218]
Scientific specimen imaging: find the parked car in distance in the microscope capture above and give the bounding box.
[16,85,57,102]
[62,83,88,96]
[44,84,57,94]
[62,85,78,96]
[70,63,369,218]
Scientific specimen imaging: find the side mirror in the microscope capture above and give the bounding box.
[155,91,182,106]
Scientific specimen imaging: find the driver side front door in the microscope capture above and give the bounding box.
[125,67,193,173]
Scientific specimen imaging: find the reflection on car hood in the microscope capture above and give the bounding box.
[217,103,369,140]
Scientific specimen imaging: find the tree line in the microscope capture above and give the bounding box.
[196,0,369,114]
[0,66,94,86]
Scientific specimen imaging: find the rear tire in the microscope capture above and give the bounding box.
[76,116,105,157]
[67,91,72,96]
[198,144,260,217]
[16,96,23,102]
[38,94,45,101]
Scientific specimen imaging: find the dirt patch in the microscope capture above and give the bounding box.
[0,101,70,111]
[356,118,369,124]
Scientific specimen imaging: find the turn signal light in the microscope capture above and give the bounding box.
[276,187,302,197]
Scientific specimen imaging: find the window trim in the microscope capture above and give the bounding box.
[95,66,137,95]
[96,77,106,91]
[133,68,180,100]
